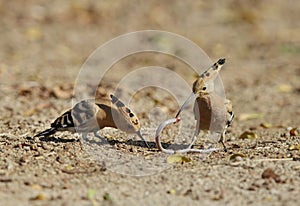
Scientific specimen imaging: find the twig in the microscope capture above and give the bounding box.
[61,168,97,174]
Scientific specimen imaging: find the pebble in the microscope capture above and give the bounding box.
[41,143,50,150]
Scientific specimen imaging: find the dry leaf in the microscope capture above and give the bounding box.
[18,84,51,99]
[229,153,246,161]
[239,131,258,139]
[26,27,43,41]
[30,193,46,201]
[277,84,293,93]
[289,144,300,151]
[167,189,176,195]
[31,184,42,190]
[87,189,99,206]
[260,122,272,129]
[51,85,73,99]
[64,164,74,171]
[23,109,37,116]
[289,127,298,136]
[211,191,224,201]
[231,144,241,149]
[167,154,191,164]
[262,168,281,183]
[239,113,264,121]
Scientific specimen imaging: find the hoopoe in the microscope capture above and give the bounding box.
[34,94,150,148]
[175,58,234,152]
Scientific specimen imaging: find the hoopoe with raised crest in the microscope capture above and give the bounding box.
[34,94,150,148]
[175,58,234,152]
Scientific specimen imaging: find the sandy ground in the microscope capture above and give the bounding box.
[1,1,300,205]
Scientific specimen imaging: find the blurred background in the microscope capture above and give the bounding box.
[0,0,298,85]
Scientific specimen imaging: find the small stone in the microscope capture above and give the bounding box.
[19,155,30,164]
[24,146,31,151]
[41,143,50,150]
[262,168,281,183]
[56,156,65,164]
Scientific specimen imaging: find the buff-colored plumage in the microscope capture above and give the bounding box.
[176,58,234,151]
[34,94,149,148]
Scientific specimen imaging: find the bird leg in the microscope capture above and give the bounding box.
[187,121,200,150]
[219,110,234,152]
[219,130,228,152]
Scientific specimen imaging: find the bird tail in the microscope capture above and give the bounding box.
[34,127,56,137]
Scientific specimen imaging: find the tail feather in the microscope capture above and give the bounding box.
[34,127,56,137]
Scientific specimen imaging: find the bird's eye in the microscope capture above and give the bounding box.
[202,86,207,91]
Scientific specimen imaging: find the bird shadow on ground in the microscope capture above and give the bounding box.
[34,136,78,143]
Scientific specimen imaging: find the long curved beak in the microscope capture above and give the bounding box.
[136,130,150,148]
[175,92,196,118]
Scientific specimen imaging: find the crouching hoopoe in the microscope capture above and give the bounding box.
[34,94,150,148]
